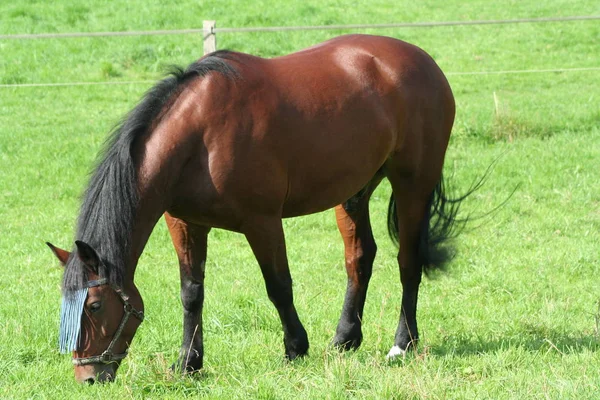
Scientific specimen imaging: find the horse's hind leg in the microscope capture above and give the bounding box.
[165,213,210,372]
[332,172,384,350]
[244,216,309,359]
[385,170,441,358]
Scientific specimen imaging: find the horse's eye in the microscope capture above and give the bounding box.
[89,302,102,313]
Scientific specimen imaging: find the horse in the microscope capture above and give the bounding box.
[47,33,465,383]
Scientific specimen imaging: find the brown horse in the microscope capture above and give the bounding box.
[47,34,465,383]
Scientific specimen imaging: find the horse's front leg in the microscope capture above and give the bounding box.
[332,174,382,350]
[165,213,210,372]
[243,216,309,359]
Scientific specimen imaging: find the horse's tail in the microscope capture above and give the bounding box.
[387,174,478,274]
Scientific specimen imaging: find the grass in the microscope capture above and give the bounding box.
[1,1,600,398]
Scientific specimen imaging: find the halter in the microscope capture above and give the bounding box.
[71,278,145,366]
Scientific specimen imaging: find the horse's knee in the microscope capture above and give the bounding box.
[346,239,376,284]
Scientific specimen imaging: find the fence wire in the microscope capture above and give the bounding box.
[212,15,600,33]
[1,15,598,88]
[1,15,599,40]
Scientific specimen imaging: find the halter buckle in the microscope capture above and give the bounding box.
[99,351,113,363]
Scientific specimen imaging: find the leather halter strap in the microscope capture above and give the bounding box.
[72,278,144,366]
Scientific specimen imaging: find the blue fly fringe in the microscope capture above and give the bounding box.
[58,288,88,353]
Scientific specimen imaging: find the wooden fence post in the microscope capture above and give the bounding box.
[203,20,216,55]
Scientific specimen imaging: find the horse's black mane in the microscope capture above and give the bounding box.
[62,50,238,292]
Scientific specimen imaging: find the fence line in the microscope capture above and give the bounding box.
[0,15,598,41]
[211,15,600,33]
[1,66,599,89]
[0,80,155,88]
[445,66,600,76]
[1,15,597,89]
[0,29,210,40]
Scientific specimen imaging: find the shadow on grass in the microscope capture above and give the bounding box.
[429,325,599,357]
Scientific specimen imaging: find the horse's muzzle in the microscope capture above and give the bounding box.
[75,363,118,384]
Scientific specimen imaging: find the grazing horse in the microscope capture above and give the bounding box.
[47,34,464,383]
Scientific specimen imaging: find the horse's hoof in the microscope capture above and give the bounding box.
[171,353,203,374]
[284,341,309,360]
[171,363,203,374]
[285,339,309,360]
[332,321,363,351]
[285,350,307,361]
[331,336,362,351]
[284,330,309,360]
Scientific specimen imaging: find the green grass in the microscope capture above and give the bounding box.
[1,1,600,398]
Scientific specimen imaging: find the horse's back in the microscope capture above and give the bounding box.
[159,35,455,226]
[259,35,455,213]
[269,34,452,97]
[263,34,455,155]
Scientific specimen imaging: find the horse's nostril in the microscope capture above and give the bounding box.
[84,377,95,385]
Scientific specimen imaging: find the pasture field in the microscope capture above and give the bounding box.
[1,1,599,398]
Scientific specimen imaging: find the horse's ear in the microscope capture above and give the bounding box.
[75,240,100,274]
[46,242,70,267]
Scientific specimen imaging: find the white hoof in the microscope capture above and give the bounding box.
[386,345,406,360]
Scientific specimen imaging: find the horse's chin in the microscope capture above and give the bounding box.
[74,363,119,384]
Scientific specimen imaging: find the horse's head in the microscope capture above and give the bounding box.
[47,241,144,383]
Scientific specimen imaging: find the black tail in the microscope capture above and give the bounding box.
[387,173,482,274]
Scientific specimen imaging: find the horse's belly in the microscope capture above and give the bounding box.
[280,128,394,217]
[281,190,359,218]
[281,164,383,218]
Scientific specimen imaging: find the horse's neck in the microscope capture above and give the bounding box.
[126,192,166,279]
[125,119,193,277]
[125,159,174,279]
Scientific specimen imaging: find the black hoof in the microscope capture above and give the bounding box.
[333,322,363,351]
[171,362,203,374]
[171,349,203,374]
[396,335,419,354]
[284,333,309,360]
[332,335,362,351]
